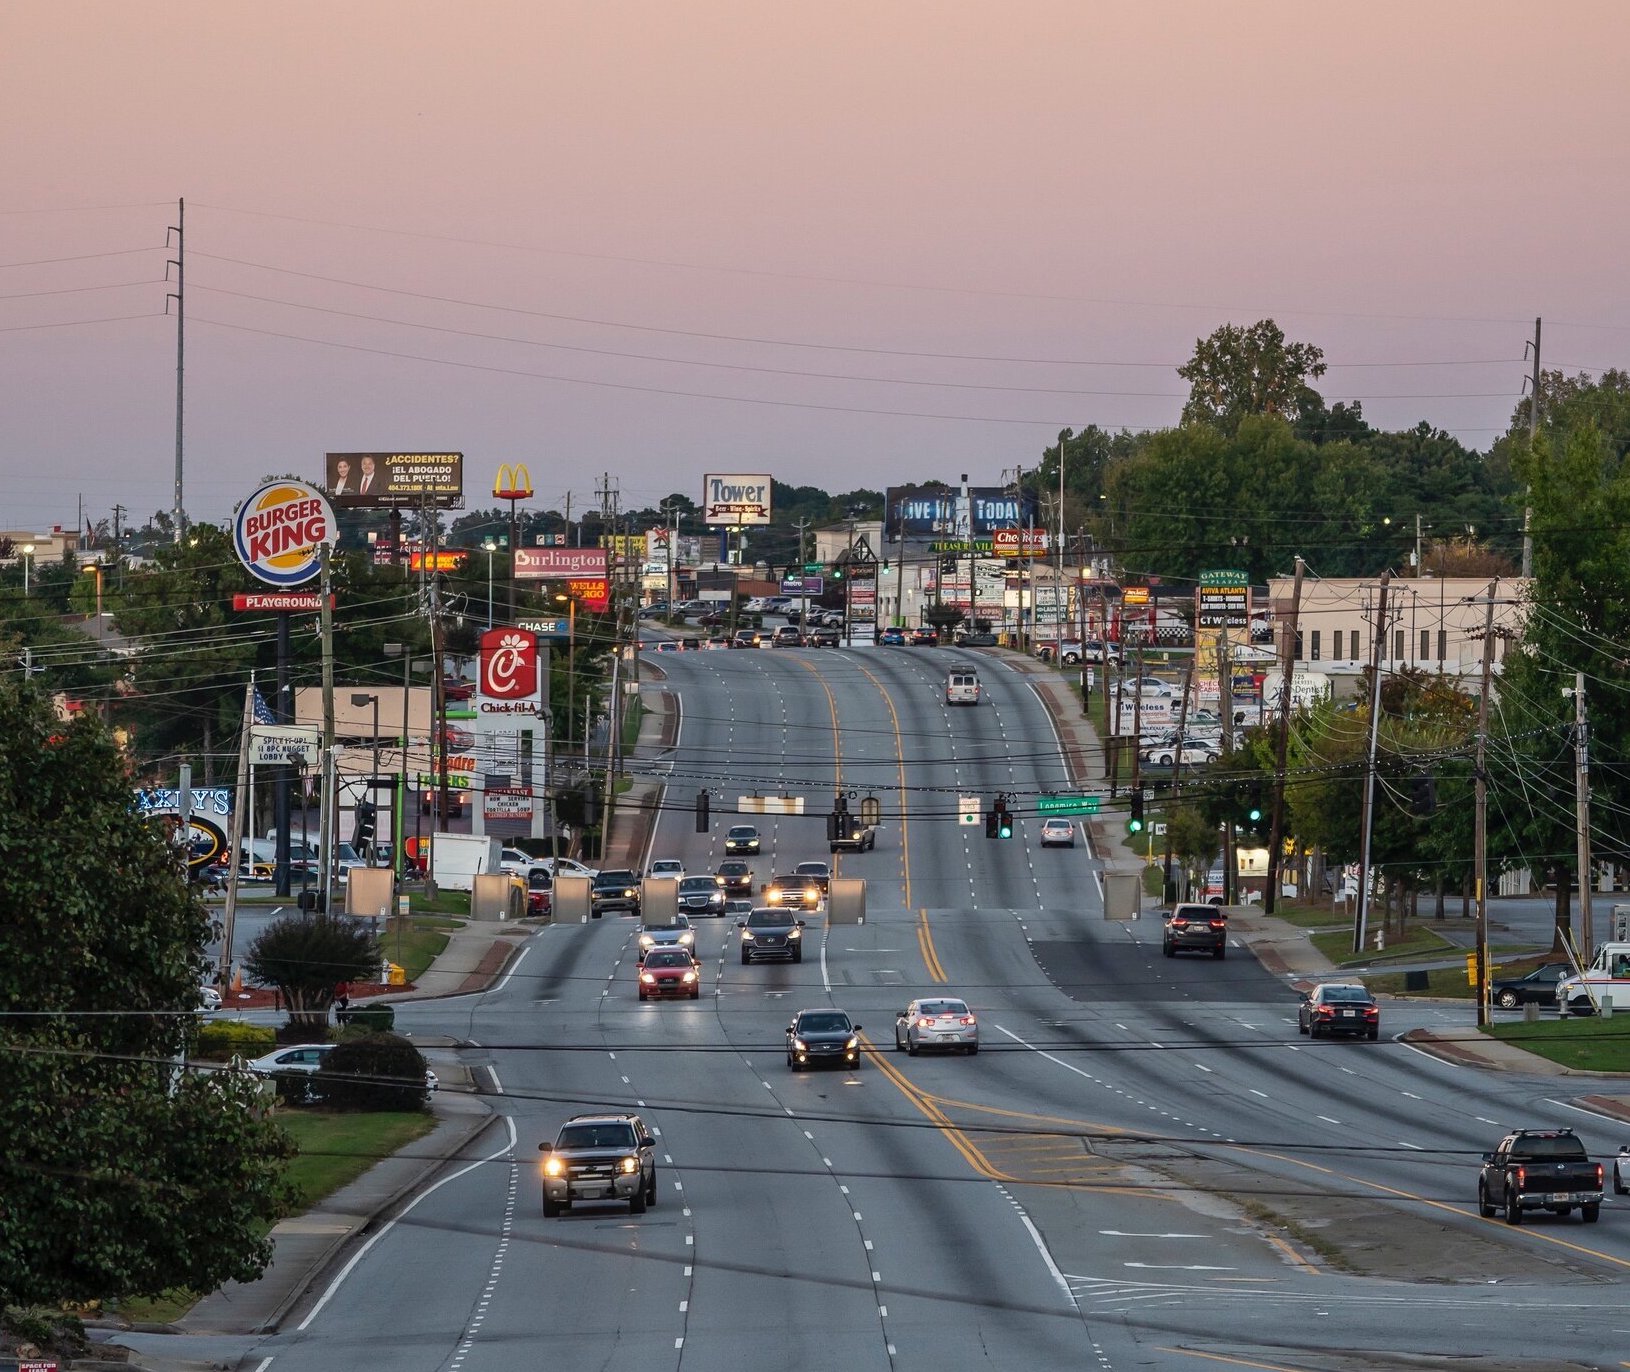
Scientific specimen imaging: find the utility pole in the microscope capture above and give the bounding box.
[793,515,812,632]
[1055,430,1067,663]
[1572,670,1595,957]
[318,546,336,910]
[1219,621,1235,906]
[1354,571,1391,953]
[1265,557,1304,915]
[165,197,186,542]
[112,504,126,547]
[1159,657,1196,903]
[1522,317,1541,578]
[1473,581,1496,1026]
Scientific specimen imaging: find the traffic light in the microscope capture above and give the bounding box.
[695,789,710,833]
[1412,773,1437,817]
[1127,789,1145,835]
[827,810,842,842]
[1244,782,1265,836]
[994,796,1013,839]
[985,809,999,838]
[831,561,846,581]
[351,800,377,852]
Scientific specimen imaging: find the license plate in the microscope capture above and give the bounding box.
[1340,1010,1354,1017]
[1548,1192,1572,1203]
[935,1032,957,1040]
[578,1186,606,1199]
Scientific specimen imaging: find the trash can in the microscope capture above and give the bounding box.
[1403,970,1430,992]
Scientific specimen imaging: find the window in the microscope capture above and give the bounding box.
[1293,630,1304,659]
[1438,629,1447,660]
[1310,630,1321,661]
[1347,630,1359,659]
[1393,628,1404,659]
[1420,629,1431,660]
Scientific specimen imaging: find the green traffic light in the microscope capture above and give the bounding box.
[1127,818,1143,834]
[1247,808,1262,823]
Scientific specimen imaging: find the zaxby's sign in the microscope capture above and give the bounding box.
[234,481,336,587]
[478,628,542,717]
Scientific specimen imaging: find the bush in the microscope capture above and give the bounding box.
[313,1032,429,1112]
[337,1004,395,1033]
[269,1069,320,1106]
[193,1021,276,1061]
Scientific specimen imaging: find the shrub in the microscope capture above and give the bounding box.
[336,1004,396,1033]
[313,1032,429,1112]
[193,1021,277,1061]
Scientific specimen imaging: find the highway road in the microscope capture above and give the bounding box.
[209,647,1630,1371]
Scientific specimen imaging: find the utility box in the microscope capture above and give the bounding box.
[641,877,679,925]
[828,876,866,925]
[430,833,502,892]
[1103,872,1140,922]
[554,873,592,922]
[344,867,395,918]
[472,872,525,921]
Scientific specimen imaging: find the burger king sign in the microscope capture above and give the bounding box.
[234,480,337,586]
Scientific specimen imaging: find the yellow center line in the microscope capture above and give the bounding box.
[863,1034,1013,1181]
[1154,1347,1322,1371]
[916,909,947,983]
[850,657,914,920]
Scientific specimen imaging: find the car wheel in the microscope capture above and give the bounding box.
[629,1186,647,1216]
[638,990,647,1002]
[1477,1182,1496,1218]
[690,987,700,999]
[1309,1022,1322,1039]
[1298,1018,1308,1036]
[1582,1202,1601,1223]
[741,952,751,964]
[1495,989,1520,1010]
[1157,754,1172,766]
[1162,941,1174,957]
[907,1037,919,1057]
[1504,1188,1522,1225]
[1367,1027,1379,1041]
[895,1030,906,1052]
[1616,1169,1629,1197]
[1213,945,1226,960]
[966,1043,979,1055]
[1570,996,1596,1017]
[592,910,602,919]
[792,948,802,963]
[646,1171,658,1205]
[543,1194,562,1218]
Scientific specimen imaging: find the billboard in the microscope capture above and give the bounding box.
[885,485,1038,538]
[513,547,609,580]
[702,474,772,526]
[477,628,543,717]
[233,481,336,587]
[325,452,464,508]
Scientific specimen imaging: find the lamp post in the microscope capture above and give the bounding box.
[21,543,34,595]
[81,561,103,618]
[482,538,498,628]
[383,644,415,885]
[350,692,380,864]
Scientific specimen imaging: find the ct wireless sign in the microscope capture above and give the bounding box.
[234,480,337,587]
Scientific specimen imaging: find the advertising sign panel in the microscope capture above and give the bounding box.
[992,528,1051,558]
[702,474,772,526]
[1197,569,1250,629]
[885,485,1039,538]
[233,481,336,587]
[232,591,334,612]
[569,578,610,612]
[478,628,542,714]
[325,452,464,508]
[492,463,533,500]
[250,725,322,767]
[484,787,534,822]
[513,547,609,580]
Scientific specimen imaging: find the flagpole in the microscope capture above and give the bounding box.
[218,676,255,993]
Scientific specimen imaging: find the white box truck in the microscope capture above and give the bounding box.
[431,833,503,893]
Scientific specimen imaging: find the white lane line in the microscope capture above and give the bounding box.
[492,944,530,994]
[487,1065,504,1094]
[1476,1116,1500,1125]
[1249,1088,1269,1098]
[1017,1209,1079,1309]
[1547,1097,1630,1125]
[252,1359,274,1372]
[1317,1115,1341,1125]
[298,1115,516,1331]
[1194,1063,1212,1073]
[1398,1141,1424,1150]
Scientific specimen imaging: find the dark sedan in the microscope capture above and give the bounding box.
[677,874,726,917]
[786,1008,862,1071]
[1491,962,1572,1010]
[716,859,754,896]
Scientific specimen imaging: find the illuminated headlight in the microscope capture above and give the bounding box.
[682,971,696,983]
[622,888,636,898]
[679,931,694,946]
[740,930,754,941]
[845,1037,859,1051]
[792,1038,807,1052]
[544,1157,564,1177]
[788,927,801,939]
[619,1156,639,1174]
[639,933,655,948]
[640,972,656,984]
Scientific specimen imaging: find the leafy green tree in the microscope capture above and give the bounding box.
[0,681,295,1310]
[1178,320,1328,432]
[243,913,382,1032]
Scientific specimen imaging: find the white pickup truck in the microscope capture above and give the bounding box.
[1556,941,1630,1015]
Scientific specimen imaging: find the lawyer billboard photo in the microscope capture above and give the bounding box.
[326,452,465,508]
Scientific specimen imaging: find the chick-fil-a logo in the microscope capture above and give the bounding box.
[479,629,538,702]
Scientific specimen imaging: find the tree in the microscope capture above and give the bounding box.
[1178,319,1328,432]
[0,681,295,1311]
[244,913,382,1032]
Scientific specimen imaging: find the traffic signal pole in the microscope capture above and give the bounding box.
[1264,556,1304,915]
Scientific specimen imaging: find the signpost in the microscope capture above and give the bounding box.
[1036,794,1102,816]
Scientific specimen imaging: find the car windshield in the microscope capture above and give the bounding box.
[798,1012,851,1034]
[1512,1134,1587,1160]
[772,874,805,885]
[719,862,748,876]
[649,917,688,931]
[680,877,718,893]
[557,1123,637,1150]
[747,910,792,927]
[597,870,637,884]
[1321,986,1372,1003]
[728,827,757,838]
[796,863,828,876]
[918,1000,969,1017]
[645,950,691,968]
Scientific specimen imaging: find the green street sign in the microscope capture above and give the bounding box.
[803,562,823,573]
[1036,794,1101,816]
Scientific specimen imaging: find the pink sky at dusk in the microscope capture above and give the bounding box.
[4,0,1627,532]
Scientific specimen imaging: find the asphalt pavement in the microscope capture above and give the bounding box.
[100,649,1630,1370]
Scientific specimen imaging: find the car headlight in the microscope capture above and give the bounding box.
[639,933,655,947]
[740,929,753,941]
[544,1157,564,1177]
[845,1037,859,1051]
[619,1156,639,1174]
[788,927,801,939]
[623,888,636,898]
[640,972,655,984]
[679,931,694,945]
[792,1038,807,1052]
[682,971,696,983]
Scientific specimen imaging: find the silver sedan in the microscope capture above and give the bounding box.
[894,997,979,1055]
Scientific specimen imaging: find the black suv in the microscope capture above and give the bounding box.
[539,1113,658,1216]
[1162,903,1227,959]
[739,907,805,963]
[590,869,642,917]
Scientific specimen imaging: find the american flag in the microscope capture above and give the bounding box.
[251,688,277,726]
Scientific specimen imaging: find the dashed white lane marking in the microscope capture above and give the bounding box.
[446,1132,519,1371]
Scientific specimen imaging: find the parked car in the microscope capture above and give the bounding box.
[1124,677,1173,697]
[1142,741,1219,767]
[958,632,998,647]
[198,984,223,1011]
[1297,982,1380,1039]
[1490,962,1572,1009]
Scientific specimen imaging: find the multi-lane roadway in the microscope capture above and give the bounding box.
[187,647,1630,1370]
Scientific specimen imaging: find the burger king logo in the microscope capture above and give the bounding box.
[234,480,336,587]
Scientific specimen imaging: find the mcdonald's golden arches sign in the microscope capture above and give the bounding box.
[493,464,533,500]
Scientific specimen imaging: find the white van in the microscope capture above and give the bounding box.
[946,670,981,706]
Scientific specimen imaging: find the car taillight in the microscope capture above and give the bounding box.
[1515,1165,1525,1188]
[1171,918,1187,929]
[959,1016,977,1026]
[1363,1006,1379,1018]
[1596,1163,1604,1186]
[1209,919,1225,929]
[918,1017,934,1028]
[1317,1006,1335,1017]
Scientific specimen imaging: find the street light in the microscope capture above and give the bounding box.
[21,543,34,595]
[482,538,498,628]
[81,561,104,618]
[350,692,380,865]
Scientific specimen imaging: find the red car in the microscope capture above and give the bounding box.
[527,869,553,917]
[443,677,475,702]
[638,947,702,1001]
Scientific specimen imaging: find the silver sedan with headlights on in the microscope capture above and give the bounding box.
[637,913,695,960]
[894,997,979,1055]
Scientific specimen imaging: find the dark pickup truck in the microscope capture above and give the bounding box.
[1477,1128,1603,1225]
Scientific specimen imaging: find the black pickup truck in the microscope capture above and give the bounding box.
[1477,1128,1603,1225]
